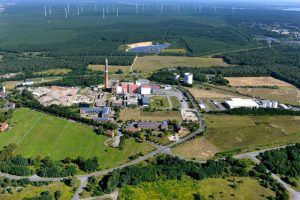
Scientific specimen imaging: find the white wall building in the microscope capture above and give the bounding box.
[141,86,151,95]
[184,73,193,85]
[224,98,259,109]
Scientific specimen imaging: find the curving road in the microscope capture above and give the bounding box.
[1,89,298,199]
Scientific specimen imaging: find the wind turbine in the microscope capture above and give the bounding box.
[65,7,68,19]
[44,5,47,17]
[67,4,70,14]
[103,8,105,19]
[117,7,119,17]
[49,5,52,15]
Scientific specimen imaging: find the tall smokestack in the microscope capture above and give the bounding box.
[105,58,109,89]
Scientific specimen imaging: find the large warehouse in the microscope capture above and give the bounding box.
[224,98,259,109]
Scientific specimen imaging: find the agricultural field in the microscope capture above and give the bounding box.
[188,85,242,99]
[88,64,131,74]
[0,181,76,200]
[225,77,294,87]
[173,115,300,160]
[119,176,275,200]
[0,108,154,169]
[34,69,72,76]
[132,56,229,74]
[223,77,300,106]
[2,77,62,90]
[236,87,300,106]
[150,96,170,109]
[120,108,182,122]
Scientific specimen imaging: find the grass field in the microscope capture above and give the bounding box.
[119,176,275,200]
[132,56,229,73]
[34,69,72,76]
[0,181,76,200]
[0,108,154,169]
[170,96,181,110]
[150,96,170,109]
[88,64,131,74]
[3,77,61,90]
[173,115,300,160]
[120,108,182,122]
[226,77,294,87]
[189,85,242,99]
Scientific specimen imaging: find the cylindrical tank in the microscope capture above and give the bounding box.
[184,73,193,85]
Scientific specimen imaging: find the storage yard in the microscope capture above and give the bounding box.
[30,86,95,106]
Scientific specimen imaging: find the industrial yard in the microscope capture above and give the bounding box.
[29,86,95,106]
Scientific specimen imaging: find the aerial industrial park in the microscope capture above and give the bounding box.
[0,0,299,199]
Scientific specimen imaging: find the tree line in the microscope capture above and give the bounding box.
[85,154,288,199]
[0,143,100,177]
[9,90,118,131]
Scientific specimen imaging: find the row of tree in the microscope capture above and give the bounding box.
[86,155,288,199]
[9,90,118,131]
[0,143,100,177]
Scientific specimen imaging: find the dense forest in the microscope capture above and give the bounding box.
[258,145,300,184]
[85,154,289,199]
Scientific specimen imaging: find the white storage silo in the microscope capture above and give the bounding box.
[184,73,193,85]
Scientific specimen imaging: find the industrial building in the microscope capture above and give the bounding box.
[184,73,193,85]
[259,100,278,108]
[80,107,111,118]
[224,98,259,109]
[141,96,150,107]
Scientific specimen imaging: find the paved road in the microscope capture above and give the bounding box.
[234,147,300,200]
[73,177,88,200]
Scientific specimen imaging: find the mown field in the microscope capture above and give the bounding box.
[119,176,275,200]
[133,56,230,74]
[225,77,294,87]
[0,181,76,200]
[173,115,300,160]
[150,96,170,109]
[120,108,182,122]
[0,108,154,169]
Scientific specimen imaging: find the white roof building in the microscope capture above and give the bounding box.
[224,98,259,109]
